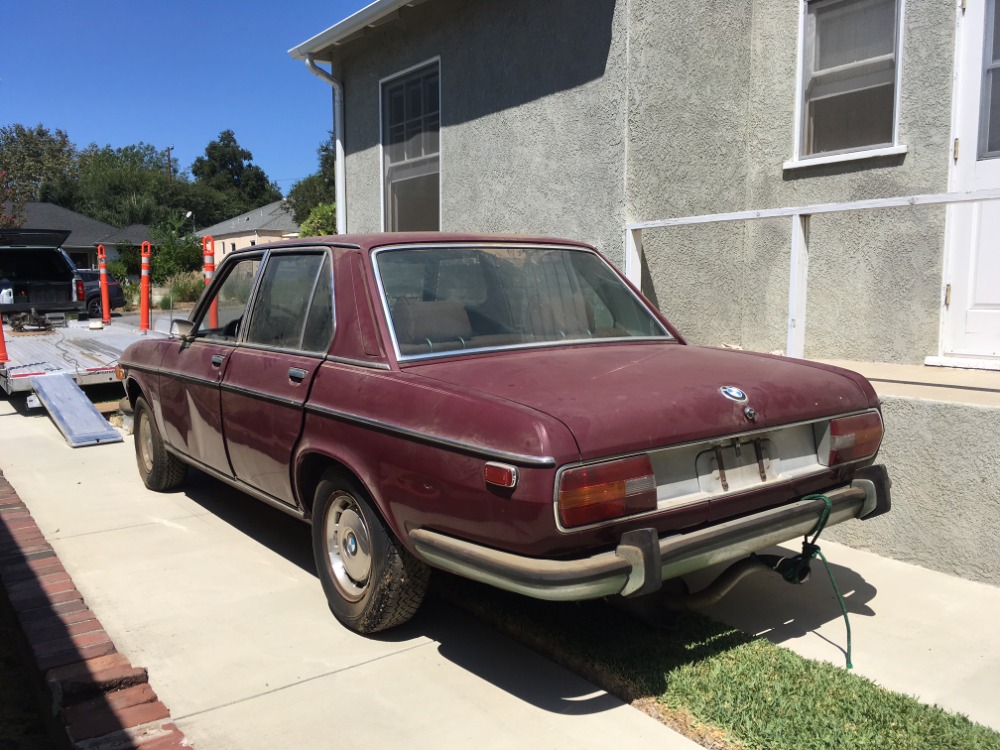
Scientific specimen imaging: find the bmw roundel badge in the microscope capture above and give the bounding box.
[720,386,748,403]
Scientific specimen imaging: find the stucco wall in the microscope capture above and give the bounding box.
[332,0,629,262]
[825,396,1000,587]
[331,0,954,363]
[627,0,955,362]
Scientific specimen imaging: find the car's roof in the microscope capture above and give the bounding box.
[227,232,596,256]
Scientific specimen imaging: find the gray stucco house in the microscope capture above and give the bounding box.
[291,0,1000,586]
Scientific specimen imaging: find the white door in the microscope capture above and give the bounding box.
[944,0,1000,360]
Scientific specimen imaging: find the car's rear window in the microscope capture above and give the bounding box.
[375,245,670,359]
[0,249,74,281]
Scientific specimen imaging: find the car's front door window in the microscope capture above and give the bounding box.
[196,258,261,340]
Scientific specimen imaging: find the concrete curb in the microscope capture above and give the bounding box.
[0,470,191,749]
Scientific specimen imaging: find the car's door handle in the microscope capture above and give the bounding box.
[211,354,225,367]
[288,367,308,383]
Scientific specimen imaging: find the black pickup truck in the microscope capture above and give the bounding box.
[0,229,86,318]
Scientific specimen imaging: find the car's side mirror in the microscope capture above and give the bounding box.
[170,319,195,340]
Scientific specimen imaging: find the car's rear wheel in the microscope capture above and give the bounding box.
[134,397,186,491]
[312,473,429,633]
[87,296,102,319]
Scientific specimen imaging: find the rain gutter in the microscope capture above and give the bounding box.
[304,55,347,236]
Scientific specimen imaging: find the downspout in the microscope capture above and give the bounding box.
[305,54,347,235]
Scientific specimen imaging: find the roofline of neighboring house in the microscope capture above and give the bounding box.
[288,0,428,59]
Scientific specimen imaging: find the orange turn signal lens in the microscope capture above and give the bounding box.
[558,455,657,528]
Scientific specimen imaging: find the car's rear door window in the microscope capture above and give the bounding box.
[244,252,332,352]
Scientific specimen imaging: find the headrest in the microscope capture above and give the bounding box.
[392,298,472,344]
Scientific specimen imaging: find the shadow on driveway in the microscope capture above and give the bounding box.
[178,469,629,715]
[177,469,878,711]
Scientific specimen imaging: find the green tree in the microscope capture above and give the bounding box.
[1,170,25,228]
[68,143,173,227]
[170,181,240,230]
[191,130,281,213]
[149,214,202,284]
[299,203,337,237]
[286,133,336,224]
[0,124,77,206]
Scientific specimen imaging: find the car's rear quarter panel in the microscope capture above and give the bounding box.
[297,360,588,556]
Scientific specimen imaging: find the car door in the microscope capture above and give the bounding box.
[221,250,334,507]
[158,255,262,476]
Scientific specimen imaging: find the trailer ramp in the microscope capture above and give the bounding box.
[30,373,123,448]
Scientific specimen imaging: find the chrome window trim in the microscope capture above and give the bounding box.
[370,242,672,363]
[324,355,392,371]
[395,336,677,364]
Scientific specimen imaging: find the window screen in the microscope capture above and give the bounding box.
[801,0,899,157]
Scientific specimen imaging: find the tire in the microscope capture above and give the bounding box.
[312,473,430,634]
[87,296,102,319]
[134,397,186,491]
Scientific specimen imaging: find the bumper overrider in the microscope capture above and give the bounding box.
[409,465,891,601]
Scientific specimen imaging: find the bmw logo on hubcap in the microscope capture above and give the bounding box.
[720,386,748,403]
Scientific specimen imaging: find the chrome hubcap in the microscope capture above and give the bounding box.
[138,412,154,474]
[325,493,372,601]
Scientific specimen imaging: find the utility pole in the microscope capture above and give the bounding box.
[166,145,174,183]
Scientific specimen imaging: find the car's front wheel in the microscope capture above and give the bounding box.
[134,397,186,491]
[312,473,429,633]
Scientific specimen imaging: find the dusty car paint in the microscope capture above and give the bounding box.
[119,233,889,632]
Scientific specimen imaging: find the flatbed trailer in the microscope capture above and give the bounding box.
[1,320,169,447]
[1,320,163,395]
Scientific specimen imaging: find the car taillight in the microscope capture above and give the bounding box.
[76,279,85,301]
[820,412,883,466]
[558,455,657,528]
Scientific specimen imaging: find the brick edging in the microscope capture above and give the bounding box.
[0,470,192,749]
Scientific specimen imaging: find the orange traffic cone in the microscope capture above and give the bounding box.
[0,317,8,364]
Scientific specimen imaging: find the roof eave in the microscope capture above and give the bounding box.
[288,0,423,60]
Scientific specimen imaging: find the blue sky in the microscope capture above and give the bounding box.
[1,0,371,195]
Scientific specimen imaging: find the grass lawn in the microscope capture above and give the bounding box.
[439,575,1000,750]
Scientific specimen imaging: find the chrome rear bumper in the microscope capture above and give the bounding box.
[408,466,890,601]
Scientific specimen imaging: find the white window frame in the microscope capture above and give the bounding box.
[785,0,908,170]
[378,57,442,232]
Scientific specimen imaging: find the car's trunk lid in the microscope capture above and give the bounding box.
[406,342,873,460]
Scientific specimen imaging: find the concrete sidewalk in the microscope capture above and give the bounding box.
[0,396,697,749]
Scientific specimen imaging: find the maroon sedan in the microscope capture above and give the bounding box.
[117,234,890,634]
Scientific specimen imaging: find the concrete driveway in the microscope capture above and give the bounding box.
[0,395,699,749]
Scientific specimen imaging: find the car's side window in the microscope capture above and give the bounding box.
[302,255,334,352]
[244,253,327,351]
[196,258,261,340]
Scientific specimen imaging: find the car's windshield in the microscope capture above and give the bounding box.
[375,245,670,359]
